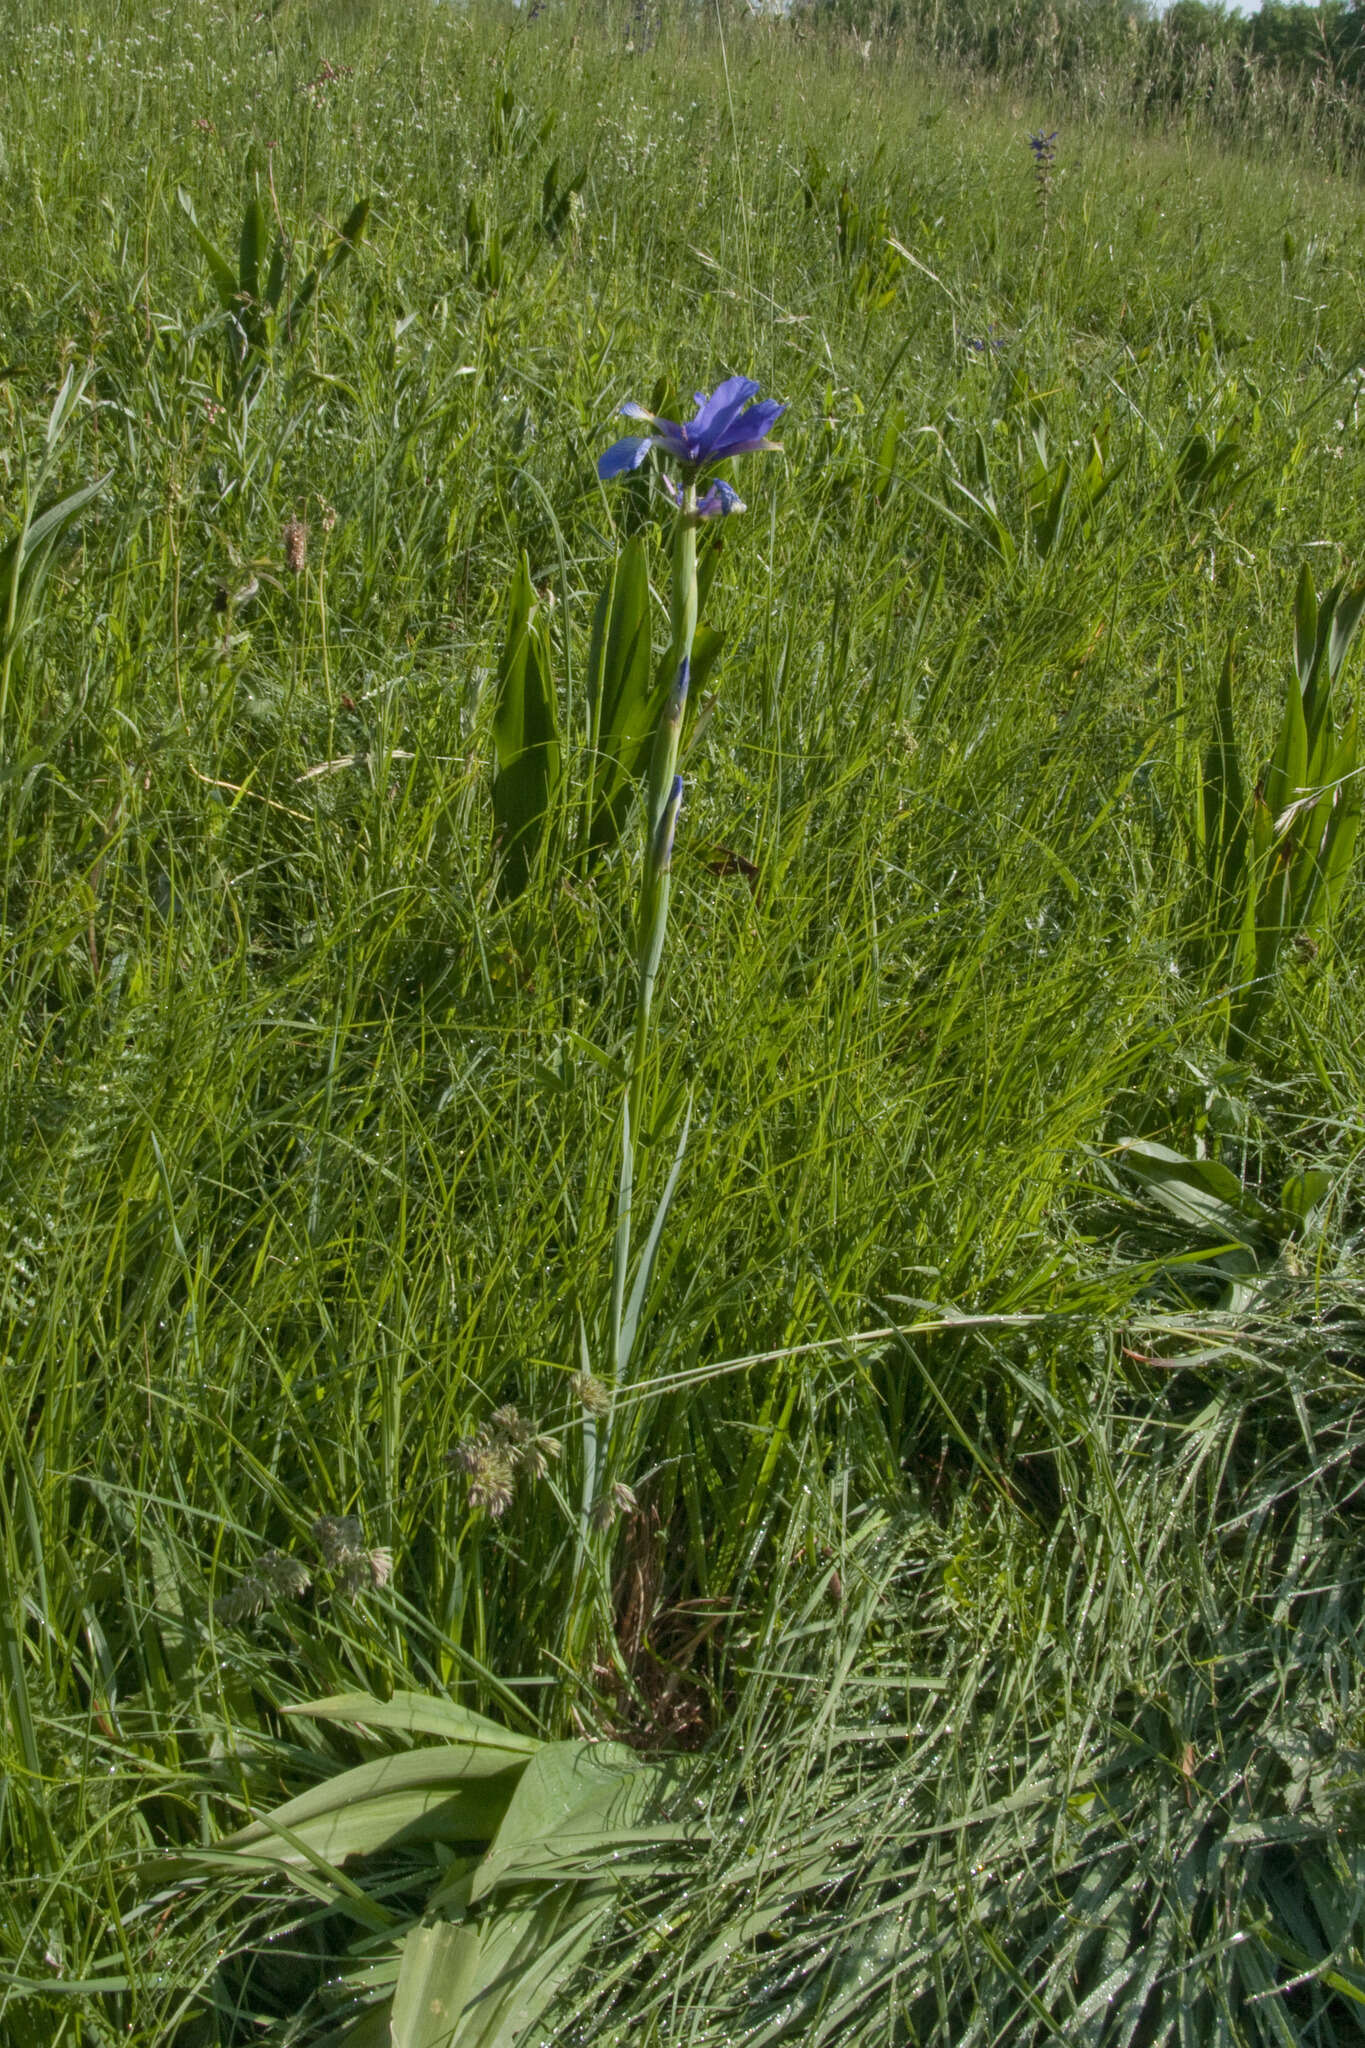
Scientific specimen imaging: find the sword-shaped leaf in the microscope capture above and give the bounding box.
[1327,578,1365,685]
[238,196,267,303]
[1318,713,1363,928]
[177,186,238,313]
[1197,639,1246,966]
[283,1690,541,1755]
[492,554,561,900]
[1293,561,1318,691]
[1264,641,1308,828]
[584,536,653,860]
[0,474,109,654]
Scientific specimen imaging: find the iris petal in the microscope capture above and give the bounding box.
[695,480,746,518]
[597,435,656,480]
[648,418,692,461]
[689,376,762,446]
[709,399,786,459]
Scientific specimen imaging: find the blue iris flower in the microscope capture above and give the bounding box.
[598,375,785,482]
[661,476,746,519]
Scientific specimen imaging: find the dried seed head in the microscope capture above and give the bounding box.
[214,1576,268,1626]
[589,1492,617,1534]
[468,1452,517,1519]
[451,1399,560,1514]
[572,1371,611,1417]
[283,519,308,574]
[589,1478,638,1534]
[259,1549,312,1601]
[313,1514,366,1569]
[214,1547,311,1625]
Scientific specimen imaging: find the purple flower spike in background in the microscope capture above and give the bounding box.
[1029,129,1058,211]
[598,375,785,480]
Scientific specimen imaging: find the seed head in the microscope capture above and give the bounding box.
[590,1479,639,1533]
[313,1514,366,1569]
[572,1370,612,1417]
[283,519,308,575]
[213,1547,311,1626]
[468,1451,517,1519]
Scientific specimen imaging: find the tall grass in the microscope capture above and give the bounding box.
[2,0,1365,2039]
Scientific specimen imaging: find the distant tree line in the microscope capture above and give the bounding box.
[1170,0,1365,88]
[813,0,1365,166]
[1149,0,1365,98]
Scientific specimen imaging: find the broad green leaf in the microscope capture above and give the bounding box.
[286,200,369,328]
[1175,429,1209,499]
[283,1691,542,1756]
[873,403,903,496]
[411,1882,613,2048]
[218,1748,529,1869]
[1291,755,1345,932]
[287,264,323,325]
[945,473,1015,567]
[695,528,724,618]
[1227,873,1261,1041]
[390,1917,484,2048]
[470,1739,692,1903]
[1114,1139,1269,1243]
[1249,788,1274,867]
[1279,1167,1332,1232]
[1,474,109,610]
[1301,576,1351,764]
[19,473,110,564]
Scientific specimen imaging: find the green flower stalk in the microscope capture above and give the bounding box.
[631,474,698,1130]
[581,376,783,1616]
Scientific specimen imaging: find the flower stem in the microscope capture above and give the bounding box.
[629,482,696,1140]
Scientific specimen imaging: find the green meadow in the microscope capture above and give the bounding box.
[4,0,1365,2038]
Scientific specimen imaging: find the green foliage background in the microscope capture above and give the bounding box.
[3,0,1365,2039]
